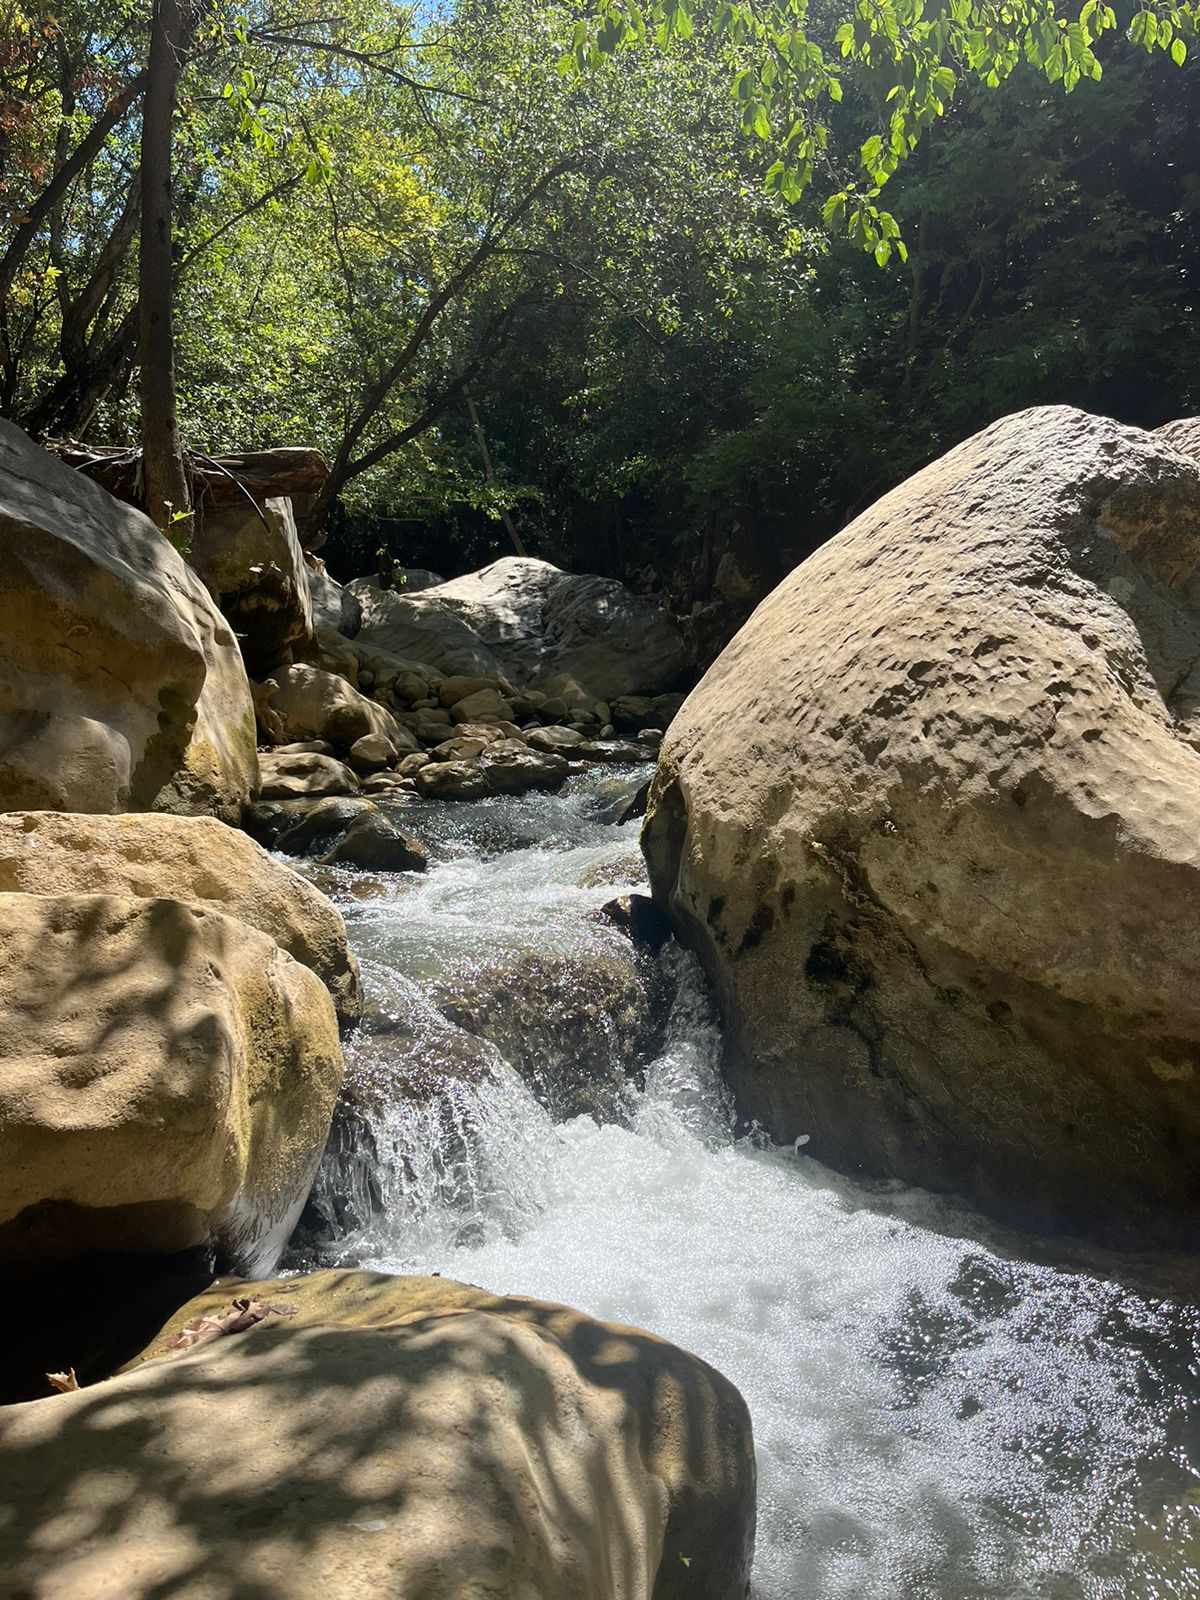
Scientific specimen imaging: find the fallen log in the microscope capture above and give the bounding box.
[46,440,330,542]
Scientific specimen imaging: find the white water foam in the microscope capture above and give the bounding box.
[307,775,1200,1600]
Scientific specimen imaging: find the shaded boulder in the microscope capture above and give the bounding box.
[0,892,342,1275]
[0,1268,756,1600]
[0,810,361,1029]
[188,496,314,675]
[306,560,362,636]
[258,750,360,800]
[351,557,689,698]
[0,419,257,820]
[644,405,1200,1247]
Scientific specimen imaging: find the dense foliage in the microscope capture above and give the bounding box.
[1,0,1196,594]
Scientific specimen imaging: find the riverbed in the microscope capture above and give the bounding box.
[292,767,1200,1600]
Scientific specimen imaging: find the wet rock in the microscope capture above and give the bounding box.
[478,744,569,796]
[321,811,428,873]
[637,728,664,750]
[258,750,360,800]
[396,751,431,776]
[614,777,651,825]
[601,893,673,953]
[0,1268,756,1600]
[575,738,648,764]
[433,947,662,1121]
[273,795,378,855]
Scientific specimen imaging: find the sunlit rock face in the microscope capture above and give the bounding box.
[645,404,1200,1247]
[350,555,690,698]
[0,1268,756,1600]
[0,420,257,820]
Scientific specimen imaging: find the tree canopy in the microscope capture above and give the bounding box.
[0,0,1195,590]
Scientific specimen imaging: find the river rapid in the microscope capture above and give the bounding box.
[290,766,1200,1600]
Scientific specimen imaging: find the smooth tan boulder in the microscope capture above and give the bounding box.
[267,662,412,750]
[0,810,361,1028]
[258,749,360,799]
[0,892,343,1274]
[644,405,1200,1247]
[0,420,258,820]
[0,1268,755,1600]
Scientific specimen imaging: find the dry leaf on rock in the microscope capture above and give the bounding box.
[164,1297,297,1352]
[46,1369,79,1393]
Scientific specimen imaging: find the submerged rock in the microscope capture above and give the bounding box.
[0,892,342,1276]
[0,1268,756,1600]
[644,404,1200,1247]
[433,945,662,1120]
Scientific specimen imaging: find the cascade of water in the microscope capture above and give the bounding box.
[295,770,1200,1600]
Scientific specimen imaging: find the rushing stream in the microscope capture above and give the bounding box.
[291,767,1200,1600]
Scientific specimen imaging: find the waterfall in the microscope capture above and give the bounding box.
[289,767,1200,1600]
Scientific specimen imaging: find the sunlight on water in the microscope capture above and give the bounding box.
[303,772,1200,1600]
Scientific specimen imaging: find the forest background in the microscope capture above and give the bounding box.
[2,0,1197,614]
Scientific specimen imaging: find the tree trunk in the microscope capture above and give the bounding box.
[139,0,191,534]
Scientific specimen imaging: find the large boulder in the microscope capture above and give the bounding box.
[266,661,413,750]
[350,557,689,698]
[188,496,314,675]
[257,749,360,799]
[644,405,1200,1248]
[0,1268,756,1600]
[0,892,342,1275]
[1156,415,1200,462]
[306,560,362,636]
[0,810,361,1029]
[0,420,258,820]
